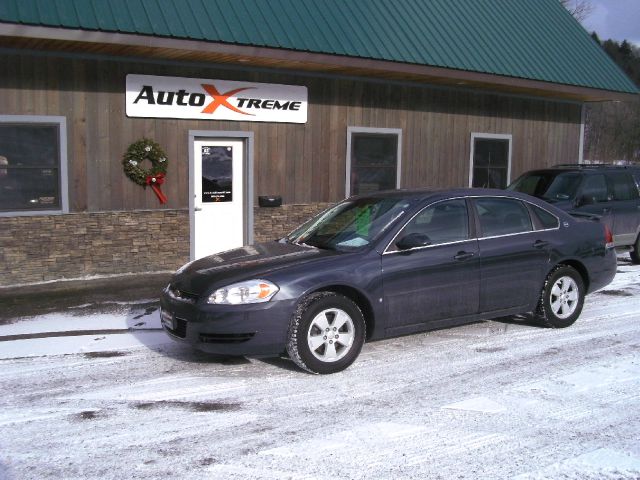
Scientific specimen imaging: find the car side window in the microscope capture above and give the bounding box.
[530,204,560,230]
[607,172,639,201]
[393,199,469,249]
[580,174,609,203]
[475,197,533,237]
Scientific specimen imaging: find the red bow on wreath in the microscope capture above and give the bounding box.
[145,173,168,204]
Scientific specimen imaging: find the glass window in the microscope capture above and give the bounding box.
[607,172,639,201]
[286,196,411,251]
[580,174,608,203]
[509,171,582,202]
[471,137,510,189]
[394,199,469,248]
[475,197,532,237]
[348,130,400,196]
[530,204,560,230]
[0,120,65,213]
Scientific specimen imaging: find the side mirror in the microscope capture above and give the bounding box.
[396,233,431,250]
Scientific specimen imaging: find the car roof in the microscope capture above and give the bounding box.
[542,164,638,173]
[351,187,542,203]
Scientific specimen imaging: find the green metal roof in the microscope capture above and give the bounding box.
[1,0,637,94]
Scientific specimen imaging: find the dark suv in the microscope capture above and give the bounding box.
[508,164,640,263]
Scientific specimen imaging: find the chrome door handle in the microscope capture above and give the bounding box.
[194,206,203,212]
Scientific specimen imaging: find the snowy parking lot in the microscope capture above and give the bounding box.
[1,260,640,479]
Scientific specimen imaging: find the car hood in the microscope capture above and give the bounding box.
[170,241,338,295]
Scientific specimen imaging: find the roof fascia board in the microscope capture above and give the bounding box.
[0,45,586,107]
[0,23,637,102]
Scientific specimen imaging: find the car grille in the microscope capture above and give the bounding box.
[167,285,199,303]
[199,332,255,344]
[166,317,188,339]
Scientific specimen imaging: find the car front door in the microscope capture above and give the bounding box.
[473,197,549,313]
[574,173,615,232]
[381,198,480,334]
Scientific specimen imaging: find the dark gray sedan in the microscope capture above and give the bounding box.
[161,189,617,374]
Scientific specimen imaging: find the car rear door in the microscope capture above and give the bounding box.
[573,173,615,232]
[472,197,549,313]
[381,198,480,333]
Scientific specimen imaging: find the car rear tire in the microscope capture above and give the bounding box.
[535,265,584,328]
[630,235,640,264]
[286,292,366,374]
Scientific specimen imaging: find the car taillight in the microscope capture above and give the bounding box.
[604,224,614,249]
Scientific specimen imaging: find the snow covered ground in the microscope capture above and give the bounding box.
[1,260,639,479]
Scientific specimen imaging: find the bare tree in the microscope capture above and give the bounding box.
[560,0,593,22]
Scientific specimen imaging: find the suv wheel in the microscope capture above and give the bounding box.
[630,235,640,264]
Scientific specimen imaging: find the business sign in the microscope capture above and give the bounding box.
[126,74,307,123]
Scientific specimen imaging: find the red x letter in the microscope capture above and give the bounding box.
[201,84,254,115]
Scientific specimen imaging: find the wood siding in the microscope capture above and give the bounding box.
[0,51,582,212]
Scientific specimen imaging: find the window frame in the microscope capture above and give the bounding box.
[345,126,402,198]
[0,115,68,217]
[468,132,513,189]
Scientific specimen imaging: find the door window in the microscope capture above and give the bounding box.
[475,197,532,237]
[607,172,639,201]
[580,174,608,203]
[390,199,469,251]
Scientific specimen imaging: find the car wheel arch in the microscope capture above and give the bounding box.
[304,285,376,341]
[545,260,589,293]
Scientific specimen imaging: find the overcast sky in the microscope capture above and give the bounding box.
[581,0,640,46]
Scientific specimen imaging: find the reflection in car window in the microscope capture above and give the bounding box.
[475,198,532,237]
[607,172,639,201]
[392,199,469,250]
[286,197,411,251]
[542,173,582,202]
[530,204,559,230]
[580,174,608,203]
[509,172,581,202]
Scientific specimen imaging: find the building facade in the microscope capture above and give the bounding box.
[0,0,637,286]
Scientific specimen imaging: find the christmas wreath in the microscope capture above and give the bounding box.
[122,138,168,204]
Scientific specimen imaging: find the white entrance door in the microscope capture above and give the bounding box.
[191,139,245,259]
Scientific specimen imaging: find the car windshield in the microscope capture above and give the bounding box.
[285,196,412,251]
[508,172,581,202]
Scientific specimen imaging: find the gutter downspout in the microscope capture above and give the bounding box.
[578,103,586,164]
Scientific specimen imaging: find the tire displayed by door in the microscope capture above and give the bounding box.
[287,292,366,374]
[630,234,640,264]
[536,265,585,328]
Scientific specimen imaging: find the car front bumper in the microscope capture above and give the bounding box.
[159,292,297,357]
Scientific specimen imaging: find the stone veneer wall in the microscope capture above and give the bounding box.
[0,210,190,287]
[0,203,333,287]
[253,202,333,243]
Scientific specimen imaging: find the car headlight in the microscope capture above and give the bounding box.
[207,279,279,305]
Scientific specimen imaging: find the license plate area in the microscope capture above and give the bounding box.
[160,308,176,330]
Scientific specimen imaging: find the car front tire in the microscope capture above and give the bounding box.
[287,292,366,374]
[536,265,585,328]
